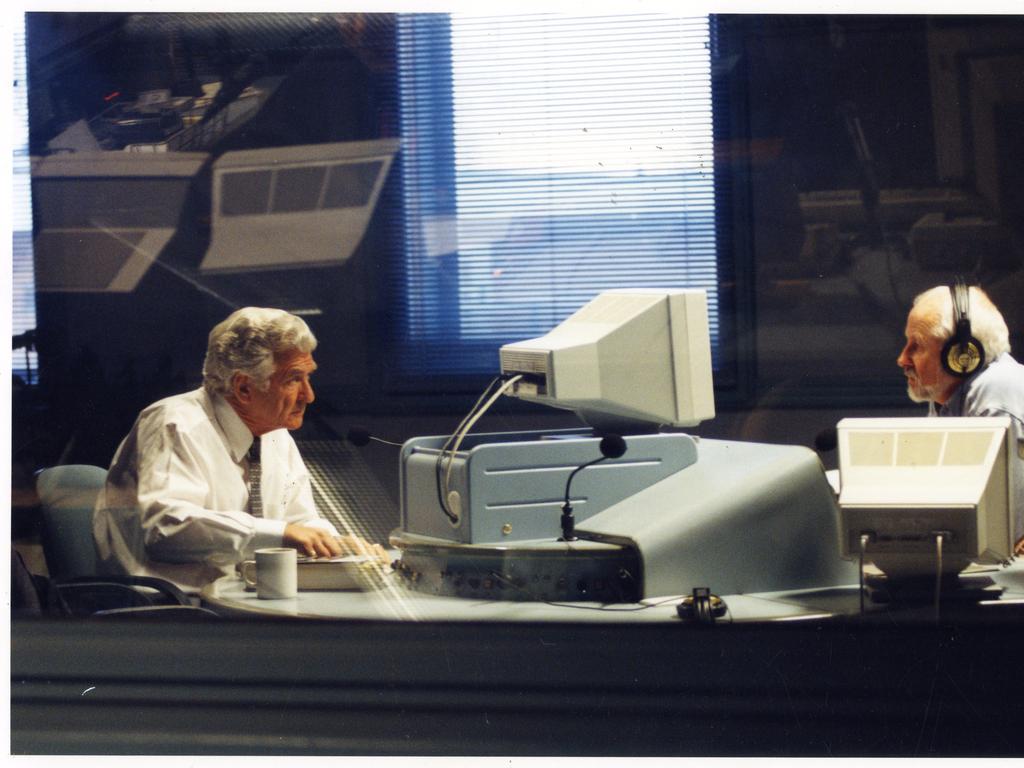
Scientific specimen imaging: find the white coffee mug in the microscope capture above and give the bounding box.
[241,547,297,599]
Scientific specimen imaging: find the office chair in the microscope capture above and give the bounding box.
[52,577,196,617]
[33,465,209,618]
[90,605,221,620]
[35,464,107,580]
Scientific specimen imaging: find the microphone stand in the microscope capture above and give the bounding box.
[560,456,608,542]
[560,434,627,542]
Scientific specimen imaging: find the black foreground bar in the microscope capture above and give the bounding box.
[11,615,1024,756]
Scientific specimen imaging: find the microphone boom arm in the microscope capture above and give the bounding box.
[560,434,627,542]
[561,455,608,542]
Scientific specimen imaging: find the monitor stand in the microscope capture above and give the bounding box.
[864,571,1003,605]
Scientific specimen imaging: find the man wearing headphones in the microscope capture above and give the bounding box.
[897,283,1024,554]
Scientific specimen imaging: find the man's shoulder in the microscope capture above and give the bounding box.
[976,354,1024,390]
[967,354,1024,415]
[136,388,215,434]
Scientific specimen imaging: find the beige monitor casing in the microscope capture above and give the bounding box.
[837,416,1013,577]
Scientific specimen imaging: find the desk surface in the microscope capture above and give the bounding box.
[202,557,1024,623]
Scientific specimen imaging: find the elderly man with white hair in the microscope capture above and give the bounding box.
[896,283,1024,553]
[94,307,375,592]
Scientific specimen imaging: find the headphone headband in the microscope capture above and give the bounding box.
[950,279,969,329]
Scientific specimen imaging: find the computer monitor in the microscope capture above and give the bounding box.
[498,288,715,433]
[837,416,1014,580]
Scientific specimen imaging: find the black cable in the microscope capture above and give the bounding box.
[859,533,870,616]
[487,569,677,612]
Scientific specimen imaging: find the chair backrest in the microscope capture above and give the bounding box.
[36,464,108,580]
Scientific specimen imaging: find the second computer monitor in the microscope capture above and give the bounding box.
[498,288,715,433]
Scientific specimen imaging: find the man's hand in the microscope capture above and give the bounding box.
[283,523,344,558]
[335,534,391,565]
[1014,536,1024,557]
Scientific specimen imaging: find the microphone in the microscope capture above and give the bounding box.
[346,426,372,447]
[814,427,838,453]
[560,434,627,541]
[345,426,403,447]
[598,434,627,460]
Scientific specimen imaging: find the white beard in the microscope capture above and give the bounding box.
[906,380,938,404]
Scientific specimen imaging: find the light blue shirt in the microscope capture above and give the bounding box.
[932,353,1024,542]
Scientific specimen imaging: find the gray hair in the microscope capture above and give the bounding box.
[911,285,1011,361]
[202,307,317,395]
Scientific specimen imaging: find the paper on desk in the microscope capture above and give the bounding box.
[294,555,388,590]
[297,554,376,564]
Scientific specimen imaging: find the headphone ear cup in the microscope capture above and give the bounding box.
[944,279,985,377]
[941,335,985,377]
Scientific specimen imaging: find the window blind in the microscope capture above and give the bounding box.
[12,15,38,383]
[390,13,724,383]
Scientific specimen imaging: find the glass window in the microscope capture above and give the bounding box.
[388,14,728,384]
[324,161,384,208]
[221,170,273,216]
[272,166,327,213]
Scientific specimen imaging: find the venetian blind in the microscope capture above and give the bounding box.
[12,15,38,383]
[391,13,723,381]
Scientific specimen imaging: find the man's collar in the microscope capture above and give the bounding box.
[210,390,256,463]
[934,355,999,415]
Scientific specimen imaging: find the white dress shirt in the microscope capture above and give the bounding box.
[93,386,337,592]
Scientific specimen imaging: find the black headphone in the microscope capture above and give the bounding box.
[941,278,985,378]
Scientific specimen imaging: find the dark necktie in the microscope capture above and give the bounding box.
[248,439,263,518]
